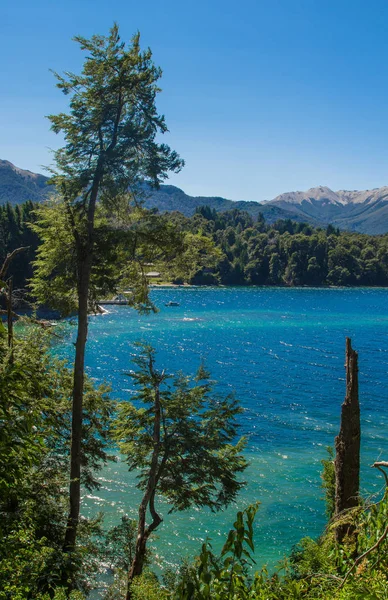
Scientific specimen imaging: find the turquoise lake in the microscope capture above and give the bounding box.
[57,287,388,572]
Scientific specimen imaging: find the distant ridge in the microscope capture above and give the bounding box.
[140,184,310,225]
[0,160,52,205]
[1,160,388,234]
[268,185,388,233]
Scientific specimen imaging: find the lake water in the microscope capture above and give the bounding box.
[57,287,388,572]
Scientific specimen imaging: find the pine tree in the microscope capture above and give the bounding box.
[31,23,184,558]
[114,345,247,597]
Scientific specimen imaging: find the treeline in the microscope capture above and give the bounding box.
[2,201,388,292]
[170,206,388,286]
[0,201,38,291]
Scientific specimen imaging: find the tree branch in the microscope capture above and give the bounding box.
[338,460,388,590]
[0,247,29,280]
[372,461,388,488]
[144,489,162,539]
[338,524,388,590]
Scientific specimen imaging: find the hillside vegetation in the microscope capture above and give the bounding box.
[2,201,388,294]
[166,206,388,287]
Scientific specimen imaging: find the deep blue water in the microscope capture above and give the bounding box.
[56,287,388,571]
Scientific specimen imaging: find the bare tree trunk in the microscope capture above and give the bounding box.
[63,255,91,553]
[0,247,29,280]
[62,168,101,556]
[126,373,163,599]
[0,248,28,360]
[334,337,360,543]
[7,277,13,351]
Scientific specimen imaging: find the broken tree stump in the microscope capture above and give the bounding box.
[334,337,360,543]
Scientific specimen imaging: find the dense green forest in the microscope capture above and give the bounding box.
[170,206,388,287]
[1,200,388,296]
[0,201,38,292]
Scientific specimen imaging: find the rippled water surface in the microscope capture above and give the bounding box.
[57,287,388,570]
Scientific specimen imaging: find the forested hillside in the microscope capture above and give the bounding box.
[1,201,388,295]
[168,206,388,287]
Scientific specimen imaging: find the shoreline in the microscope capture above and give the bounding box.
[147,284,388,290]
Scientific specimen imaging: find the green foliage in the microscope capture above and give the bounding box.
[321,446,336,518]
[33,23,184,315]
[30,197,184,315]
[48,24,183,199]
[356,491,388,560]
[173,503,259,599]
[0,200,39,291]
[0,325,114,597]
[130,571,170,600]
[6,199,388,295]
[133,461,388,600]
[168,208,388,287]
[114,345,248,513]
[163,231,223,285]
[290,535,337,581]
[103,516,138,573]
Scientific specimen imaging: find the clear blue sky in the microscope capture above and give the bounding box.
[2,0,388,201]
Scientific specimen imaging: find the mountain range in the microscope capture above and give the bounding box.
[2,159,388,234]
[0,160,51,204]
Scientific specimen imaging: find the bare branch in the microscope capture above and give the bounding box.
[372,461,388,491]
[339,523,388,590]
[0,247,29,280]
[337,460,388,590]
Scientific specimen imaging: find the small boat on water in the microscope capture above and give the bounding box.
[165,301,180,307]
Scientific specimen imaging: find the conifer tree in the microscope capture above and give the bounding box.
[114,345,247,597]
[32,24,183,556]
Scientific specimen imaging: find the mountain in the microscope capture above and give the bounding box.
[0,160,309,225]
[128,184,388,233]
[268,185,388,233]
[140,184,310,224]
[0,160,53,205]
[2,159,388,233]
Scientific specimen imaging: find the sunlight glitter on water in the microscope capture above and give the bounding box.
[55,287,388,571]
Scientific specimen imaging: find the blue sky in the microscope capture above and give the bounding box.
[2,0,388,201]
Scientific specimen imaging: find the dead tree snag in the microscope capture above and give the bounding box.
[334,337,360,543]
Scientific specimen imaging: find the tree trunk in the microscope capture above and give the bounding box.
[63,255,91,553]
[126,376,163,600]
[62,166,102,557]
[7,277,13,351]
[127,504,150,583]
[334,337,360,543]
